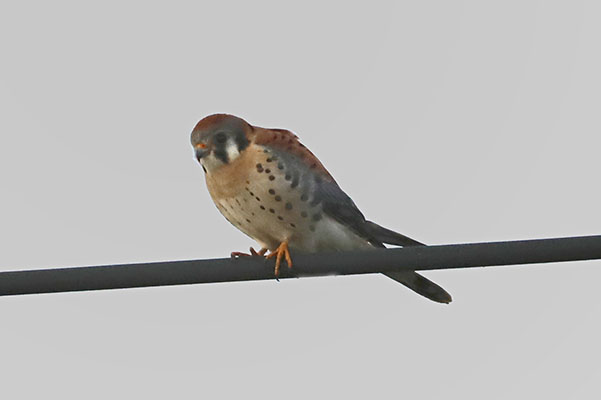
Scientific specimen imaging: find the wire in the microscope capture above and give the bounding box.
[0,235,599,297]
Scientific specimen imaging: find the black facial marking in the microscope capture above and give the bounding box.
[215,132,227,144]
[234,130,249,152]
[213,148,228,164]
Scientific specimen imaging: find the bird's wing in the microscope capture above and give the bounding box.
[253,127,415,246]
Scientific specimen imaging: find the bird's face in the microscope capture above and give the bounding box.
[190,114,251,173]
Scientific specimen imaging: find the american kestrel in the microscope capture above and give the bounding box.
[191,114,452,303]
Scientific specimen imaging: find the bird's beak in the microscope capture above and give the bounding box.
[195,143,208,162]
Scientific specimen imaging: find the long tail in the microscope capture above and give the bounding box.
[364,221,453,304]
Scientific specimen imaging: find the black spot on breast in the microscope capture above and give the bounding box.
[246,218,251,223]
[269,208,275,213]
[269,175,275,181]
[285,202,293,210]
[255,197,261,201]
[260,205,266,210]
[290,223,296,228]
[269,189,276,195]
[277,216,283,221]
[278,162,284,170]
[266,158,273,162]
[274,195,282,201]
[312,213,322,221]
[301,211,308,218]
[285,174,292,181]
[249,191,254,196]
[309,225,316,232]
[300,193,308,201]
[265,168,271,173]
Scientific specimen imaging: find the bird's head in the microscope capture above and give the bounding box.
[190,114,253,172]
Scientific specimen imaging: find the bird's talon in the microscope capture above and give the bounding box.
[266,241,292,277]
[231,247,267,259]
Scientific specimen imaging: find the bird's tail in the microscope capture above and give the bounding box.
[383,271,452,304]
[364,221,453,304]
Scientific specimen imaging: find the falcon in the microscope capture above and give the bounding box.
[191,114,452,303]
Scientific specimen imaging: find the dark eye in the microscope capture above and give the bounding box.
[215,132,227,144]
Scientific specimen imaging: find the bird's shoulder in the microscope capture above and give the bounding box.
[252,127,335,182]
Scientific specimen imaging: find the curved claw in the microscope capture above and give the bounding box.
[265,241,293,277]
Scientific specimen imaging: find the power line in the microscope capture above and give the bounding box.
[0,235,600,297]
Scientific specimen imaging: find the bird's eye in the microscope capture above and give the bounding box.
[215,132,228,144]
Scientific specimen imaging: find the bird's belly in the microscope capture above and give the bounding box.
[207,152,368,252]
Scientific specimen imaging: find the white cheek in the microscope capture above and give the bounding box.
[225,140,241,161]
[200,153,225,172]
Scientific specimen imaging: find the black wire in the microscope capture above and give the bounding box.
[0,235,600,297]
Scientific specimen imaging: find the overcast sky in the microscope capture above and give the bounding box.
[1,1,600,399]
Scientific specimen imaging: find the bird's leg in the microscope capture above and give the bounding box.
[265,241,293,277]
[231,247,267,258]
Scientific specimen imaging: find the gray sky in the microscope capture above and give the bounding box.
[1,1,600,399]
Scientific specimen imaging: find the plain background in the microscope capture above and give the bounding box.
[1,1,600,399]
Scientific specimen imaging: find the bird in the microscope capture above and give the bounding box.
[190,114,452,303]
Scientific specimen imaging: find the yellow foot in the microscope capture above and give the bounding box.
[231,247,267,258]
[265,241,293,277]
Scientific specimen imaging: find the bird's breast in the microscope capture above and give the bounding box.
[204,144,338,250]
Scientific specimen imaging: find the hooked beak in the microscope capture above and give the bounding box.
[195,143,208,162]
